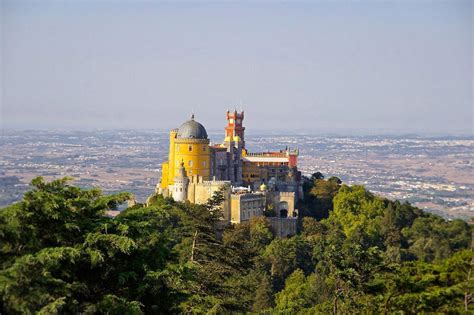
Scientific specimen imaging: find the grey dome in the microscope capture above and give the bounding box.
[177,115,208,139]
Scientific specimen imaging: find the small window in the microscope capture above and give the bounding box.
[176,144,180,151]
[203,146,206,152]
[188,145,193,152]
[189,160,193,167]
[202,161,206,167]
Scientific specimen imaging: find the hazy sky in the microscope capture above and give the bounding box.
[1,1,472,134]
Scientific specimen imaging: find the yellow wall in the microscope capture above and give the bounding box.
[230,194,266,223]
[160,162,169,189]
[242,162,268,185]
[167,130,177,186]
[231,198,241,223]
[173,140,211,180]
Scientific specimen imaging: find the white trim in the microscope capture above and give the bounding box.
[242,156,288,163]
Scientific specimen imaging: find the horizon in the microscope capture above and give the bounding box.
[2,125,473,138]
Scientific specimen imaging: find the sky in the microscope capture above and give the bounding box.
[1,0,472,135]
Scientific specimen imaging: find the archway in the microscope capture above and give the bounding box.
[278,201,289,218]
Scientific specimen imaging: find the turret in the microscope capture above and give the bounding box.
[225,109,245,148]
[287,147,298,168]
[172,162,189,202]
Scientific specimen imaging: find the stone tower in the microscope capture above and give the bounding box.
[160,114,211,191]
[225,109,245,148]
[172,162,189,202]
[224,110,244,185]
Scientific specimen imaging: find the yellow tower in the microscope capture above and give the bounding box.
[167,128,178,186]
[161,115,211,189]
[160,128,178,189]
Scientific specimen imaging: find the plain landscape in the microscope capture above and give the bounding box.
[1,129,472,220]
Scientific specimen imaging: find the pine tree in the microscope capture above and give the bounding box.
[252,273,274,312]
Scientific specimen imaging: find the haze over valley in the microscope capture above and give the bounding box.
[1,129,472,220]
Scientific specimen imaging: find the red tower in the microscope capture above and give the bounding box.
[225,110,245,147]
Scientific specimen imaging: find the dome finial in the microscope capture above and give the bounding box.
[191,113,195,120]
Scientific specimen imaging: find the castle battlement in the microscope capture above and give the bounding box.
[245,148,298,158]
[201,180,231,186]
[246,152,286,157]
[231,192,264,200]
[277,191,296,197]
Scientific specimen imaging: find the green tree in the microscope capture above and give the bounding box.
[1,176,473,314]
[330,185,385,239]
[249,217,274,253]
[299,176,341,220]
[252,273,274,312]
[275,269,309,312]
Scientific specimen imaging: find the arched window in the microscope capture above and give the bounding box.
[188,145,193,152]
[188,160,193,167]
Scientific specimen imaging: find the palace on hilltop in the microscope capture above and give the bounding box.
[156,110,303,236]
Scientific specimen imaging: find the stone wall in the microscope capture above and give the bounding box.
[230,192,265,224]
[268,217,298,238]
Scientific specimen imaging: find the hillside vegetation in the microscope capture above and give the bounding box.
[0,176,473,314]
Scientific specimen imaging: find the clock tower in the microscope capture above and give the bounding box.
[225,109,245,148]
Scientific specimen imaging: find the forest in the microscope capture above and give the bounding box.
[0,175,473,314]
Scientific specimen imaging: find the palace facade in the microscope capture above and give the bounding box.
[156,110,302,235]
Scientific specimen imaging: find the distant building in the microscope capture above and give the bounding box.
[155,110,302,236]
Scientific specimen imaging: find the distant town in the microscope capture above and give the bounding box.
[1,130,472,220]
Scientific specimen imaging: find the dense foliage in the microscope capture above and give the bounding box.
[1,176,473,314]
